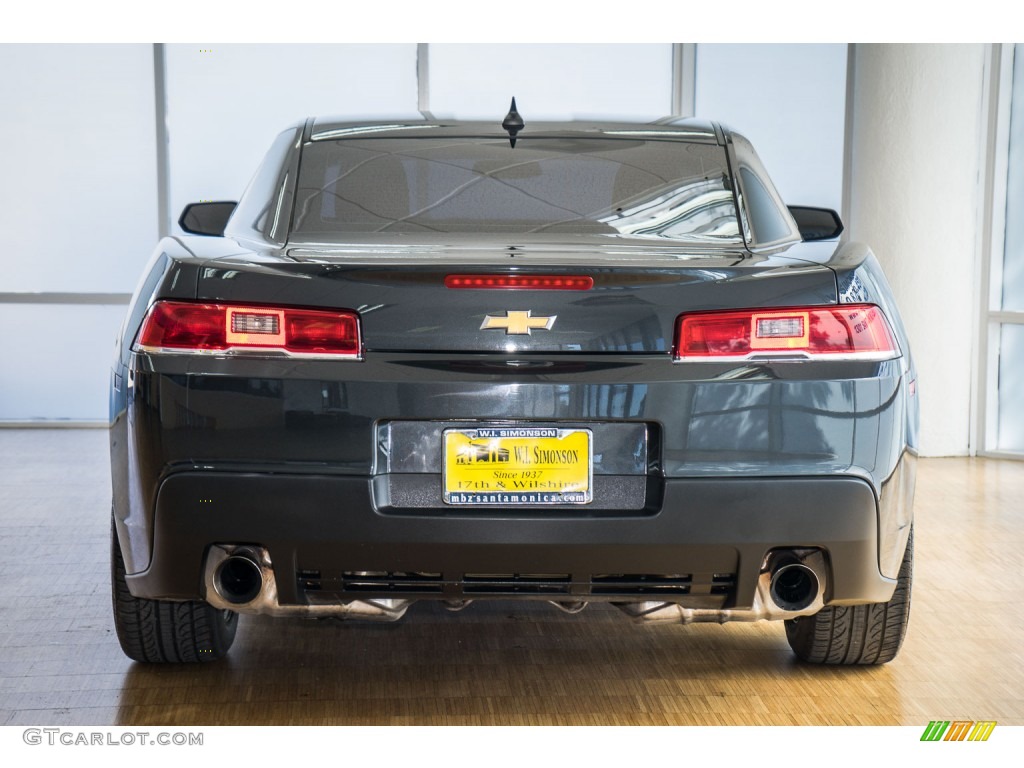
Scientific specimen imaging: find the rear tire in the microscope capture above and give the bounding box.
[111,515,237,663]
[784,527,913,665]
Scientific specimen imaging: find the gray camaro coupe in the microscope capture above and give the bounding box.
[109,109,917,665]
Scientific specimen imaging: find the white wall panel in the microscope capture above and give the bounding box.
[0,304,126,421]
[695,44,847,210]
[0,44,158,294]
[848,44,986,457]
[164,44,418,233]
[429,44,673,121]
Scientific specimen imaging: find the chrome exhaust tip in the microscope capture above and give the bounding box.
[768,562,819,612]
[214,554,263,605]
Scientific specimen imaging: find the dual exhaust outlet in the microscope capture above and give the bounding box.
[205,545,827,623]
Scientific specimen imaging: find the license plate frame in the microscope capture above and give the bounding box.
[443,427,593,505]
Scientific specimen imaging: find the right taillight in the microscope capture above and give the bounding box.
[674,304,899,362]
[135,301,361,359]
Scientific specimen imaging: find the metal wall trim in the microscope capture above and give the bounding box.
[0,421,109,429]
[0,293,131,305]
[154,43,171,239]
[671,43,696,118]
[417,43,434,120]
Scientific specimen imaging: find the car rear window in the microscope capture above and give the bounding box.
[291,137,741,243]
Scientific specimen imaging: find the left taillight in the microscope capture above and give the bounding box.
[674,304,899,362]
[135,301,361,358]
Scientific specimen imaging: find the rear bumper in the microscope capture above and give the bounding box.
[125,470,897,610]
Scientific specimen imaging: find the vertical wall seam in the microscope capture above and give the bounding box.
[153,43,170,238]
[417,43,434,120]
[841,43,857,233]
[974,44,1014,457]
[681,43,696,118]
[671,44,683,116]
[671,43,696,117]
[970,44,997,455]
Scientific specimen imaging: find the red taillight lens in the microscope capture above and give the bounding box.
[285,312,360,355]
[137,302,227,350]
[675,304,898,361]
[445,274,594,290]
[136,301,361,358]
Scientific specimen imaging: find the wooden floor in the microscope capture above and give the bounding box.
[1,428,1022,726]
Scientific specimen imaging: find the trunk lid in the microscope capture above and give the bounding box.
[196,236,837,355]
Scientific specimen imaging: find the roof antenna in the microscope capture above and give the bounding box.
[502,97,525,148]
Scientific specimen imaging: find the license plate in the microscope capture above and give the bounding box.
[443,427,592,505]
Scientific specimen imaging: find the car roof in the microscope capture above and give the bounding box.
[307,116,724,145]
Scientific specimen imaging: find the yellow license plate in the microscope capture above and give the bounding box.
[443,427,592,505]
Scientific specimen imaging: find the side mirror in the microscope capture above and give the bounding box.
[787,206,844,241]
[178,201,238,237]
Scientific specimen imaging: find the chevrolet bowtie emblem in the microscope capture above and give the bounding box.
[480,310,557,335]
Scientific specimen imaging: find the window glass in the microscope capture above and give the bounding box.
[997,323,1024,452]
[1001,45,1024,311]
[292,138,741,243]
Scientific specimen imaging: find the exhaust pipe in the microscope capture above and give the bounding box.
[549,600,588,614]
[203,545,412,621]
[214,554,263,605]
[616,548,827,624]
[769,562,819,612]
